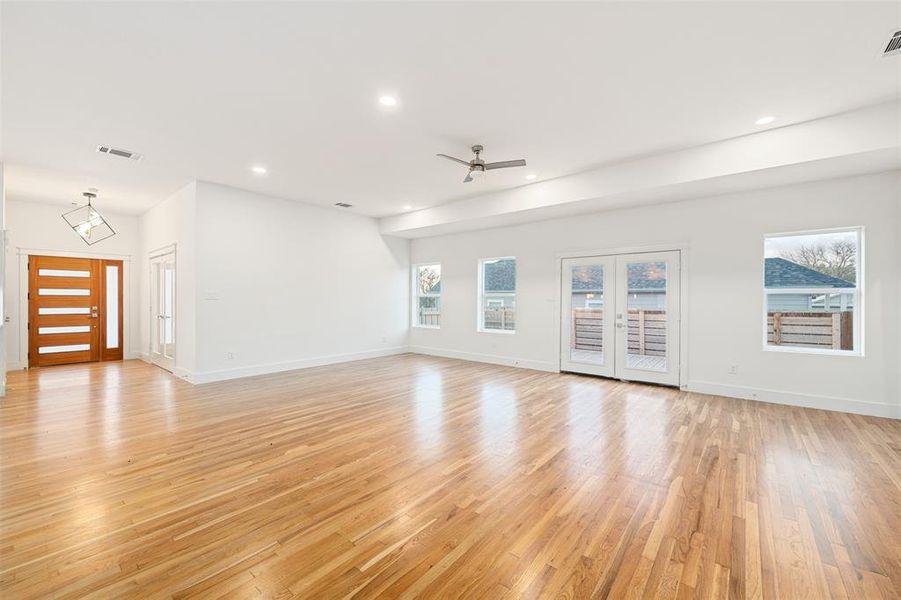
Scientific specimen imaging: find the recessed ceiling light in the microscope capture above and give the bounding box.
[525,174,537,181]
[402,205,413,210]
[755,115,775,125]
[379,95,398,107]
[251,165,267,175]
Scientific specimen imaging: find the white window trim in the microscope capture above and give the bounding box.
[412,263,441,329]
[762,227,863,357]
[477,256,516,334]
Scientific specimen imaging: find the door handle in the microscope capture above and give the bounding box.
[616,322,624,328]
[91,306,98,318]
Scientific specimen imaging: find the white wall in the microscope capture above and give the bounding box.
[139,181,197,379]
[3,197,141,368]
[0,163,6,395]
[409,170,901,418]
[897,185,901,412]
[190,182,409,382]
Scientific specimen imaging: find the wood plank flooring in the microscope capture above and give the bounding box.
[1,355,899,599]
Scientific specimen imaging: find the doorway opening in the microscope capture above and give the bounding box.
[149,250,176,372]
[28,255,124,367]
[560,250,681,386]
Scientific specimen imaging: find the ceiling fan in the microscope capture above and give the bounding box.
[436,144,527,183]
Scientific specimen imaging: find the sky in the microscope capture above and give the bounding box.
[764,230,857,258]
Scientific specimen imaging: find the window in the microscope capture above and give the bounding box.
[478,257,516,332]
[764,228,861,354]
[413,264,441,327]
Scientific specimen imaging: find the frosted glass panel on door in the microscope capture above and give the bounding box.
[38,269,90,278]
[38,326,91,334]
[626,261,667,371]
[39,307,91,315]
[569,264,604,365]
[38,288,90,296]
[38,344,90,354]
[106,265,119,349]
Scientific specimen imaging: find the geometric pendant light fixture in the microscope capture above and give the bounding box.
[62,189,116,245]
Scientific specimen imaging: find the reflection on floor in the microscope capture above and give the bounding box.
[2,355,899,598]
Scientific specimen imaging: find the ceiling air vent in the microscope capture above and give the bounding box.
[884,29,901,57]
[96,145,144,161]
[335,202,353,208]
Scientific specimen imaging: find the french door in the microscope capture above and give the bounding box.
[28,255,124,367]
[149,252,176,372]
[561,251,680,386]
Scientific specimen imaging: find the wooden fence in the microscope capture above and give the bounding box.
[418,309,440,327]
[628,310,666,357]
[571,309,666,356]
[767,311,852,350]
[573,309,603,352]
[483,308,516,331]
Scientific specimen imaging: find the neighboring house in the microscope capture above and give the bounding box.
[569,258,854,312]
[571,262,667,310]
[764,257,854,312]
[483,259,516,308]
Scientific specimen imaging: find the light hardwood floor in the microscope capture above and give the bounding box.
[1,355,899,599]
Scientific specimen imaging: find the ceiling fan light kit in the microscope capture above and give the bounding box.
[62,190,116,245]
[436,144,527,183]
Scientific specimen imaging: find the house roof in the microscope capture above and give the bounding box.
[765,257,854,288]
[484,259,516,292]
[571,262,666,292]
[570,257,854,294]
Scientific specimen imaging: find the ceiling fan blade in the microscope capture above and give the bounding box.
[437,153,471,166]
[463,171,473,183]
[484,159,527,170]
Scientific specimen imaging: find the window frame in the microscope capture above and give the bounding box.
[412,263,441,329]
[762,226,863,357]
[477,256,517,334]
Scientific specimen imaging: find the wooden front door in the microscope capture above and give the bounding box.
[28,255,124,367]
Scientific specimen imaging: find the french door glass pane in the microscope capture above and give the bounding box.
[626,261,667,372]
[569,264,604,365]
[163,264,174,344]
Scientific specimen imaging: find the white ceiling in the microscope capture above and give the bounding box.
[2,1,899,217]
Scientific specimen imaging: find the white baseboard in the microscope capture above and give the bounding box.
[173,367,194,383]
[409,345,558,373]
[6,361,26,371]
[190,346,410,384]
[686,380,900,419]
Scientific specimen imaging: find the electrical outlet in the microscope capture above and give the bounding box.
[729,364,738,375]
[226,352,235,360]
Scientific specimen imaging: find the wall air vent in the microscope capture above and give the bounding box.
[884,29,901,56]
[335,202,353,208]
[96,145,143,161]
